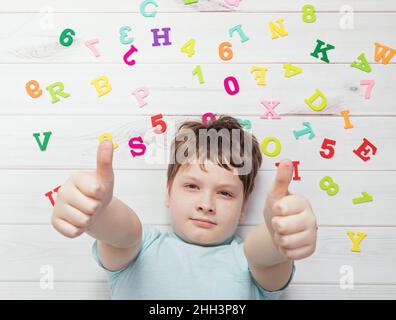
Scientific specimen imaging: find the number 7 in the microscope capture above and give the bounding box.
[85,38,100,57]
[359,79,375,99]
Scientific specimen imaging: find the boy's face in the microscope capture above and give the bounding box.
[164,160,246,246]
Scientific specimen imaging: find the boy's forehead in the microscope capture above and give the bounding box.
[178,161,241,183]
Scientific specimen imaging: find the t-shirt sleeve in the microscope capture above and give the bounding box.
[91,224,161,293]
[251,262,296,300]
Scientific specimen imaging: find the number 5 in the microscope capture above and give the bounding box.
[151,114,167,134]
[320,138,336,159]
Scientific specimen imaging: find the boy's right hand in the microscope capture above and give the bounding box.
[51,139,115,238]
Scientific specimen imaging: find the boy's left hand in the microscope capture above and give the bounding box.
[264,159,317,260]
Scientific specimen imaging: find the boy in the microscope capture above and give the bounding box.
[51,115,317,299]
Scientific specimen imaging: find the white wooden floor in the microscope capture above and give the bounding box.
[0,0,395,299]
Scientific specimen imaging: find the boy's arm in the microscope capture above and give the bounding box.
[86,196,142,272]
[244,159,317,292]
[243,223,293,292]
[51,139,142,273]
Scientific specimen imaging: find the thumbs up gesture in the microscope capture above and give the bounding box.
[264,159,317,260]
[51,139,115,238]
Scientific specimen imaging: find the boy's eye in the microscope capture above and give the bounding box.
[220,191,232,197]
[185,184,198,189]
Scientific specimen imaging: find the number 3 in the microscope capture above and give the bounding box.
[119,26,134,45]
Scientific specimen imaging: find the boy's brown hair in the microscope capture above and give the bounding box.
[166,114,262,205]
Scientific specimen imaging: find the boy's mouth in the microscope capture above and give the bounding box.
[190,218,217,228]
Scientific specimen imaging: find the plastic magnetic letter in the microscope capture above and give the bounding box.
[353,138,377,161]
[85,38,100,57]
[260,100,281,119]
[202,112,216,125]
[44,185,61,207]
[119,26,134,45]
[128,136,146,157]
[229,24,250,43]
[180,38,196,57]
[374,42,396,65]
[250,66,268,85]
[33,131,52,151]
[283,64,302,78]
[360,80,375,99]
[339,5,354,30]
[98,132,119,149]
[346,231,366,252]
[192,65,204,84]
[260,137,281,157]
[26,80,43,98]
[351,53,372,73]
[59,28,75,47]
[340,109,353,129]
[224,76,239,95]
[275,161,301,180]
[132,87,149,107]
[151,114,167,133]
[268,18,288,39]
[123,44,138,66]
[151,27,172,46]
[352,192,373,205]
[293,122,315,140]
[219,42,233,61]
[236,118,252,133]
[310,39,335,63]
[319,176,339,196]
[140,0,158,17]
[319,138,336,159]
[45,82,70,104]
[90,75,112,97]
[304,88,327,111]
[302,4,316,23]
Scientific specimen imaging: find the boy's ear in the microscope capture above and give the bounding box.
[164,184,170,208]
[239,201,247,222]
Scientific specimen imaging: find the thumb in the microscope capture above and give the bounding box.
[269,159,293,199]
[96,139,114,183]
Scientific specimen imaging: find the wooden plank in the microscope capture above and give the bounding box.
[0,170,394,226]
[281,284,396,300]
[0,115,393,170]
[0,225,395,284]
[0,13,395,63]
[0,282,110,300]
[0,282,395,299]
[0,64,392,115]
[1,1,395,12]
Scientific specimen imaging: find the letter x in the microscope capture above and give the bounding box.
[260,100,281,119]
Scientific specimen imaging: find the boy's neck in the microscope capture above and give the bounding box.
[171,230,235,246]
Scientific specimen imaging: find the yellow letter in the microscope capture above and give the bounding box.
[90,75,112,97]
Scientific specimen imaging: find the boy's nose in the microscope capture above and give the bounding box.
[197,204,214,214]
[196,191,215,214]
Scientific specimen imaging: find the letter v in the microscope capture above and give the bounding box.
[33,131,52,151]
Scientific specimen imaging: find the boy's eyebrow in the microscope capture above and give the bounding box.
[181,175,239,190]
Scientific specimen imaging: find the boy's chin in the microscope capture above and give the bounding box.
[189,232,231,247]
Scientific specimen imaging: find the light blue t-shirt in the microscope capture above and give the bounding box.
[92,224,295,300]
